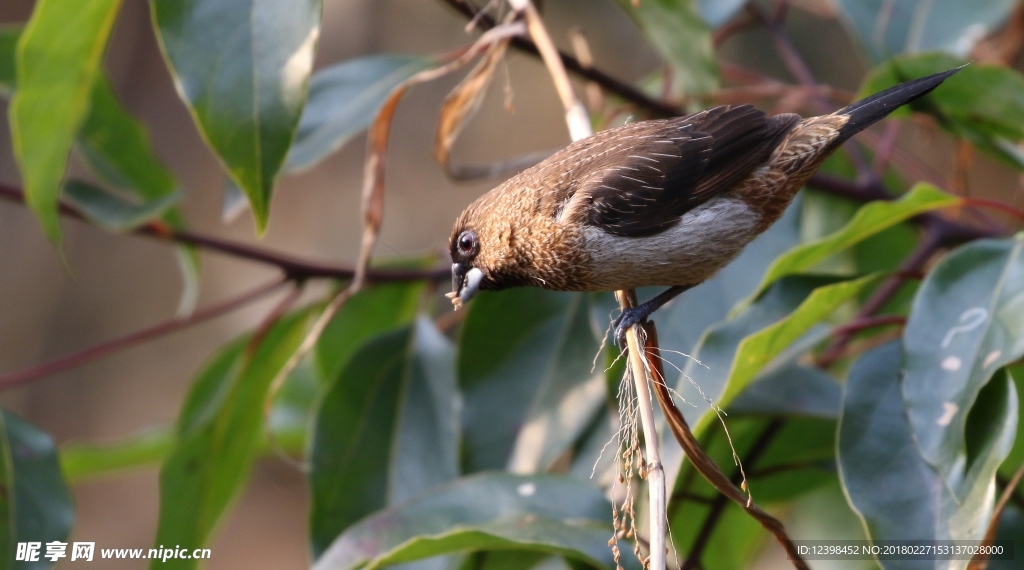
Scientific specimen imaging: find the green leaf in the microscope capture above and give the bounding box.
[75,72,200,312]
[312,473,633,570]
[60,427,173,482]
[153,310,312,570]
[310,318,459,557]
[0,410,74,570]
[285,54,434,173]
[729,363,841,419]
[747,183,957,304]
[9,0,125,243]
[314,281,424,381]
[838,342,1017,559]
[62,180,181,231]
[681,275,876,437]
[860,53,1024,169]
[903,235,1024,484]
[459,290,601,473]
[715,274,877,424]
[150,0,322,232]
[613,0,718,95]
[835,0,1017,64]
[78,74,179,201]
[0,26,18,95]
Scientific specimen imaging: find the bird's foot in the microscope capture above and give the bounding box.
[613,306,651,348]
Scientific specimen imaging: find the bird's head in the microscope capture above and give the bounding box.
[446,198,521,309]
[447,219,486,309]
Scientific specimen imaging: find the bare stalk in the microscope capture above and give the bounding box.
[503,1,666,566]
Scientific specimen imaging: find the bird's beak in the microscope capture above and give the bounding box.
[446,263,483,310]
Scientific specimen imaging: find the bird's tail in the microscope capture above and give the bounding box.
[833,66,964,143]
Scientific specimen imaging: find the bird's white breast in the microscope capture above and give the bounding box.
[580,197,762,290]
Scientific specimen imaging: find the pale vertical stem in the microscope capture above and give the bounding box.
[616,290,666,570]
[507,0,592,141]
[507,1,665,565]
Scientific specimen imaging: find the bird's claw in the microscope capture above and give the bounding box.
[613,306,649,348]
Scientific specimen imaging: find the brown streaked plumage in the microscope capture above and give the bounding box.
[447,68,961,334]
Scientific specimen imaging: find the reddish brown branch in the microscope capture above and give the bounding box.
[642,323,809,569]
[832,314,907,337]
[0,182,449,283]
[0,277,289,390]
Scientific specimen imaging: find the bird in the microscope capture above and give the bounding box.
[447,67,961,341]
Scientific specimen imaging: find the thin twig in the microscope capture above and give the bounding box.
[0,182,449,283]
[969,463,1024,569]
[751,4,875,180]
[0,277,289,390]
[438,0,683,117]
[830,314,906,338]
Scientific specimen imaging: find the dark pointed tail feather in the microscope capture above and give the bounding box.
[834,65,965,143]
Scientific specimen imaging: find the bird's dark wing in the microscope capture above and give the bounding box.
[559,105,800,237]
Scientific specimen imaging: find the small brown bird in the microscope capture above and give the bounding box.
[448,68,960,339]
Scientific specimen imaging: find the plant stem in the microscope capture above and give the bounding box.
[617,290,667,570]
[0,182,449,283]
[0,277,289,390]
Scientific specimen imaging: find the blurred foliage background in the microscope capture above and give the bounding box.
[0,0,1023,569]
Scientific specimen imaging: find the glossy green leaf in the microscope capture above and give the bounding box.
[508,295,605,474]
[0,26,17,95]
[153,310,312,570]
[76,73,200,313]
[718,274,877,423]
[838,342,1017,564]
[150,0,322,232]
[62,180,181,231]
[673,276,829,423]
[682,275,875,437]
[614,0,718,95]
[747,183,957,303]
[9,0,125,243]
[903,235,1024,484]
[729,363,841,419]
[661,276,832,486]
[860,54,1024,169]
[310,318,459,557]
[78,74,178,201]
[835,0,1016,63]
[459,290,601,473]
[285,54,434,172]
[0,411,74,570]
[313,473,633,570]
[314,281,424,381]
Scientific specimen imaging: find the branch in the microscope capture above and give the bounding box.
[642,323,809,569]
[439,0,683,117]
[0,182,448,283]
[0,277,289,390]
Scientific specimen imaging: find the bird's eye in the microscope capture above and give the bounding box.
[457,231,478,254]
